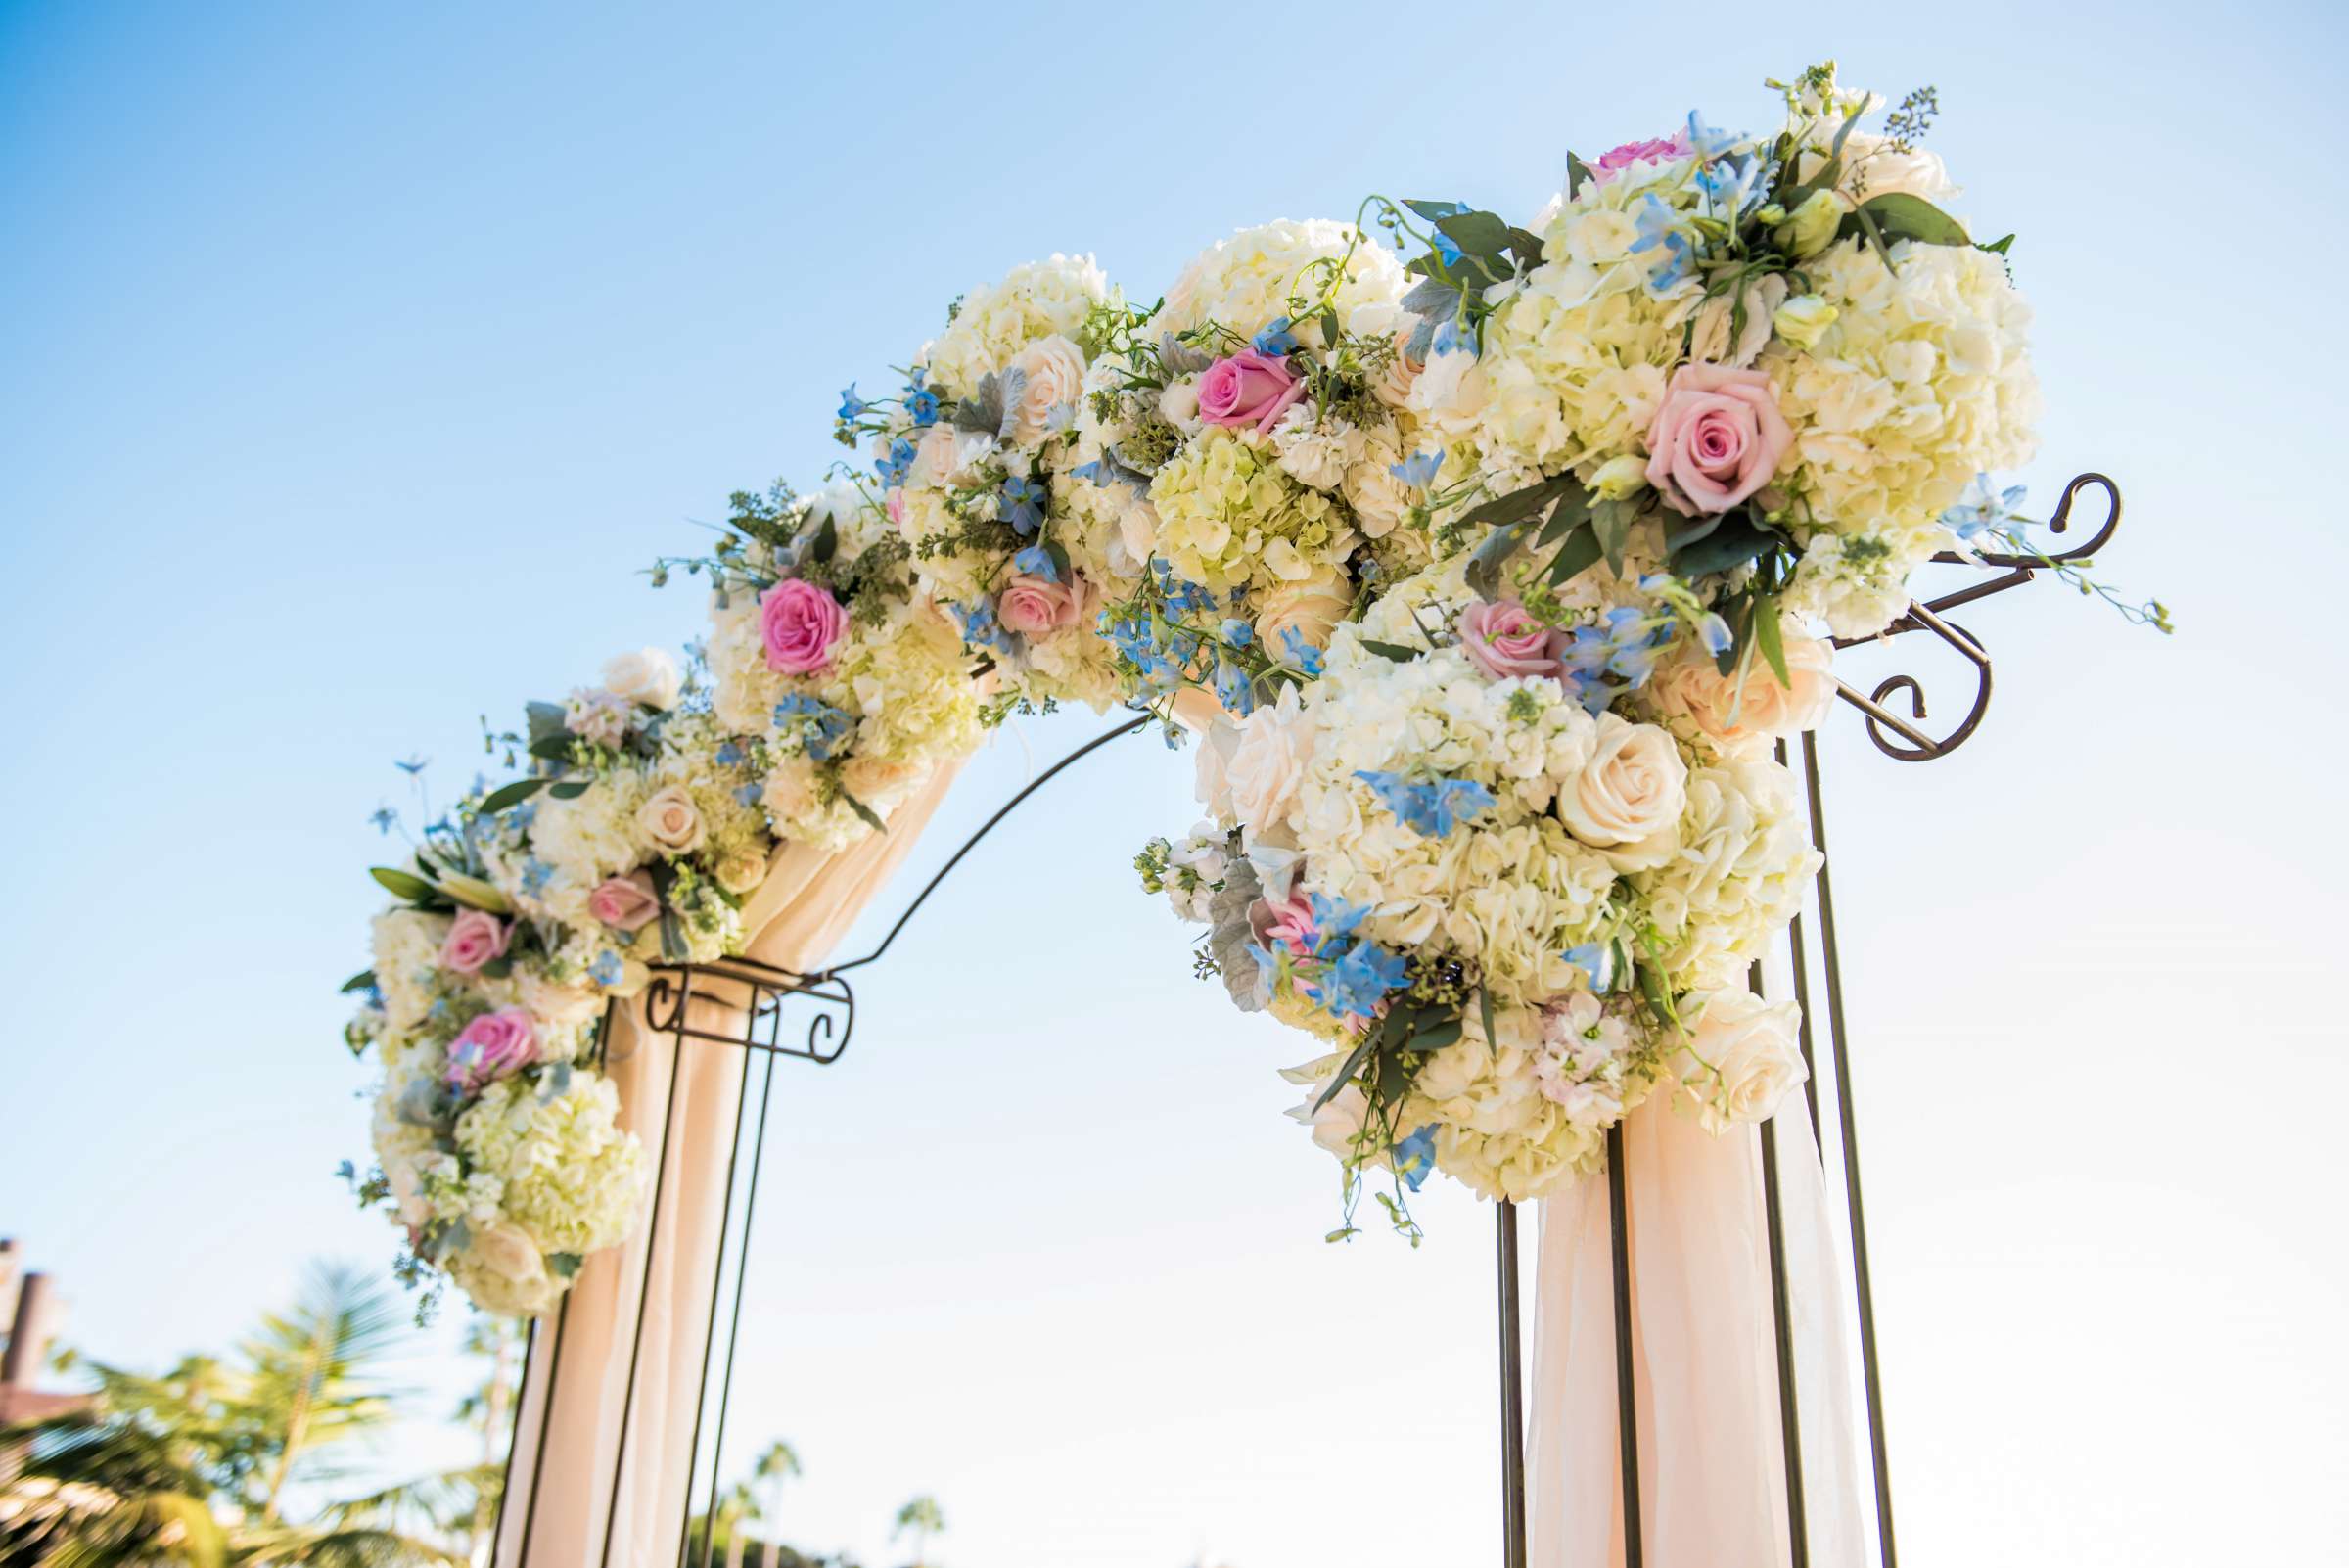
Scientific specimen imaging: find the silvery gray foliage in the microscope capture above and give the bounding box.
[953,367,1029,440]
[1159,332,1216,377]
[1208,854,1266,1013]
[1402,276,1465,360]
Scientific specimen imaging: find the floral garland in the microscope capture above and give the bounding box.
[342,63,2165,1314]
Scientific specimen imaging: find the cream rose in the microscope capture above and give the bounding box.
[1253,568,1353,656]
[1650,634,1836,759]
[1556,715,1686,868]
[601,647,682,711]
[1688,273,1789,368]
[714,849,769,896]
[1195,718,1245,821]
[636,785,705,856]
[1676,989,1807,1133]
[1007,333,1086,446]
[1158,379,1203,433]
[1225,683,1315,840]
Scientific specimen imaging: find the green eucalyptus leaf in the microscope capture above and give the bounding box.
[810,514,838,565]
[340,968,378,994]
[370,867,438,903]
[1566,153,1595,200]
[1753,594,1791,687]
[547,779,593,801]
[479,777,548,813]
[1359,639,1424,663]
[1465,520,1532,601]
[840,788,887,836]
[1544,522,1603,586]
[1850,191,1970,248]
[1312,1033,1383,1112]
[1669,517,1778,578]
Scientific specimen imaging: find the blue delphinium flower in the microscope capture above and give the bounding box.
[1321,941,1411,1022]
[1253,316,1298,355]
[1685,111,1741,161]
[1355,771,1497,837]
[950,598,1018,659]
[1306,893,1373,952]
[1393,1125,1440,1191]
[1011,543,1058,582]
[1942,474,2029,543]
[369,806,398,835]
[1390,448,1445,487]
[715,740,745,767]
[773,694,855,761]
[590,950,625,988]
[1279,625,1325,677]
[904,387,939,427]
[837,383,867,422]
[732,782,761,807]
[1563,943,1616,992]
[999,476,1045,535]
[1697,613,1735,657]
[874,437,917,487]
[1630,194,1694,292]
[520,856,555,897]
[1220,618,1254,649]
[1214,657,1258,716]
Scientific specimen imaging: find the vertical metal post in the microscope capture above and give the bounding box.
[1756,958,1810,1567]
[1496,1199,1527,1568]
[672,1040,759,1567]
[1604,1124,1643,1568]
[1800,731,1899,1567]
[696,1045,782,1568]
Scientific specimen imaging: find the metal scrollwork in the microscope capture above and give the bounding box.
[1829,470,2122,762]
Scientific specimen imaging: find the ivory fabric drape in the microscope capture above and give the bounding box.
[496,762,965,1568]
[1526,1089,1866,1567]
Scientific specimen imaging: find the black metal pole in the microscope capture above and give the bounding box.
[671,1038,758,1567]
[1800,731,1899,1567]
[1496,1199,1527,1568]
[1604,1123,1643,1568]
[513,1286,573,1565]
[696,1043,780,1568]
[485,1314,538,1564]
[1754,961,1811,1568]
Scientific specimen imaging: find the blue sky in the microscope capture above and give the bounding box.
[3,2,2345,1563]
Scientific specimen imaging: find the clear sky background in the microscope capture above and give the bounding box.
[3,3,2344,1565]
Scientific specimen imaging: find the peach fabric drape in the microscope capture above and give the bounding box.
[497,762,964,1568]
[1527,1089,1866,1567]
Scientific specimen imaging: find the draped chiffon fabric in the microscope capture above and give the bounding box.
[1527,1089,1866,1567]
[496,762,963,1568]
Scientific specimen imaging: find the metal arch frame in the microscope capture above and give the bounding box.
[492,473,2128,1568]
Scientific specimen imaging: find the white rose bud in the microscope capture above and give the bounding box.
[1775,189,1848,258]
[1773,294,1841,351]
[1590,453,1650,501]
[1159,378,1204,433]
[601,647,682,711]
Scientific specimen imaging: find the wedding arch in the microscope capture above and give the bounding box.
[340,64,2159,1568]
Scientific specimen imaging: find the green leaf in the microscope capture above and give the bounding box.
[1505,227,1547,273]
[1465,520,1532,601]
[1359,639,1423,663]
[548,1252,584,1279]
[1312,1033,1383,1112]
[1565,153,1595,200]
[1669,517,1778,578]
[1851,191,1970,248]
[1456,471,1582,534]
[659,910,688,964]
[480,777,549,813]
[1434,208,1513,262]
[528,732,576,762]
[810,513,839,565]
[1478,986,1498,1055]
[1544,521,1603,586]
[1406,1017,1463,1054]
[1753,593,1791,687]
[524,700,568,748]
[1042,538,1071,581]
[370,867,438,903]
[840,788,887,836]
[340,968,378,994]
[1977,233,2015,256]
[1590,503,1632,579]
[547,779,593,800]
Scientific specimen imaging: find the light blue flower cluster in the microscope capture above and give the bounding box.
[1279,625,1325,677]
[1253,316,1298,355]
[901,367,938,428]
[998,475,1044,534]
[874,436,916,488]
[1354,770,1497,838]
[1560,606,1675,714]
[1268,893,1412,1025]
[1941,474,2028,542]
[1392,1124,1440,1192]
[951,598,1018,658]
[772,694,854,761]
[1010,543,1058,582]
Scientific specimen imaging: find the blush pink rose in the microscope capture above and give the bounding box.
[1251,891,1318,959]
[995,570,1089,637]
[1458,599,1567,682]
[1643,363,1794,517]
[446,1006,538,1091]
[1197,349,1305,435]
[587,870,661,932]
[438,909,511,975]
[1589,131,1693,182]
[759,578,848,674]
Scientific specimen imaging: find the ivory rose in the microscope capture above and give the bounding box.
[1651,634,1836,758]
[996,570,1089,637]
[1225,683,1314,839]
[462,1222,558,1316]
[587,870,660,932]
[759,578,848,674]
[714,850,769,896]
[438,909,510,976]
[601,647,681,711]
[1007,333,1086,446]
[1253,569,1353,656]
[1197,349,1304,434]
[1194,718,1244,820]
[446,1006,538,1091]
[1556,714,1686,868]
[635,785,705,856]
[1458,599,1565,682]
[1677,989,1807,1133]
[1643,363,1794,517]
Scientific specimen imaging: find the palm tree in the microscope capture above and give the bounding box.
[891,1495,944,1568]
[750,1439,800,1536]
[0,1262,465,1566]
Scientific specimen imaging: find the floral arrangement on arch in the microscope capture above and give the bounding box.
[343,62,2166,1312]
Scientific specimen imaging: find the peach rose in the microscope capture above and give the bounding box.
[1556,715,1686,868]
[1252,569,1353,656]
[635,785,705,856]
[996,570,1091,637]
[1651,634,1836,758]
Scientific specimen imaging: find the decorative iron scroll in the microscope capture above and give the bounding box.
[498,473,2126,1568]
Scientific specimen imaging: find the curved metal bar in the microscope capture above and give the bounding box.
[823,715,1151,977]
[1832,605,1994,762]
[1931,470,2121,570]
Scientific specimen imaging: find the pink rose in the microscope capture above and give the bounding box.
[1643,363,1794,517]
[438,909,511,976]
[759,578,848,675]
[1251,892,1318,959]
[995,570,1086,638]
[446,1006,538,1091]
[1589,131,1693,182]
[1197,349,1305,435]
[587,870,661,932]
[1458,599,1566,682]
